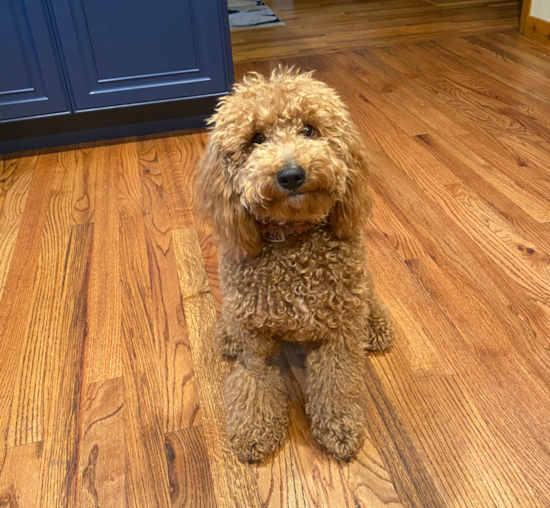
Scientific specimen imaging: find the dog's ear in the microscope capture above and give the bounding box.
[196,140,261,258]
[330,127,372,238]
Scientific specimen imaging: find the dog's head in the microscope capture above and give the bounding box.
[197,67,371,257]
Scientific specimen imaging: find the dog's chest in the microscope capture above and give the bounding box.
[220,231,370,337]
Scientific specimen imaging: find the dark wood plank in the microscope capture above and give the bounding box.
[79,378,126,508]
[165,426,216,508]
[37,223,93,507]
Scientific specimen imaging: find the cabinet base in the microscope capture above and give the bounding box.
[0,95,220,154]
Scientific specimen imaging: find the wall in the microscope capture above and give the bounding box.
[531,0,550,22]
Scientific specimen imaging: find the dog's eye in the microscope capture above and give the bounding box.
[302,125,316,137]
[252,133,266,145]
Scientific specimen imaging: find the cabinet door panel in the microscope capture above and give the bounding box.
[0,0,70,121]
[50,0,231,110]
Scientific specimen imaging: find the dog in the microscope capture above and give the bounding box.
[197,67,394,463]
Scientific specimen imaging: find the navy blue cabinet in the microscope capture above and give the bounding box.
[0,0,70,121]
[0,0,233,153]
[49,0,230,110]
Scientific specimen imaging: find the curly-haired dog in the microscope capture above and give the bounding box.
[197,67,394,463]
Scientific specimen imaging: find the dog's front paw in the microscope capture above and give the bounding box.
[214,320,242,359]
[225,363,289,463]
[364,322,394,352]
[364,304,394,352]
[229,421,287,463]
[311,416,365,461]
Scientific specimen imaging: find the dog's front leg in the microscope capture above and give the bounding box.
[306,326,368,461]
[224,329,289,463]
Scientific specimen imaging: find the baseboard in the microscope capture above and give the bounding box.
[523,15,550,46]
[0,94,221,155]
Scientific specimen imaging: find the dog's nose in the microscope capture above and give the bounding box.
[277,166,306,191]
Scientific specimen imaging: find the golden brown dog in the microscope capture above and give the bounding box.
[197,67,394,463]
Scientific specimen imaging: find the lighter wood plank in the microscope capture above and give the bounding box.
[0,153,37,301]
[85,144,122,384]
[0,442,42,507]
[118,141,172,508]
[0,152,57,468]
[137,139,202,431]
[8,152,75,447]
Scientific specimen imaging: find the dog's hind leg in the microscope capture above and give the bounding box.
[306,327,368,461]
[363,294,394,352]
[224,330,289,463]
[214,318,242,359]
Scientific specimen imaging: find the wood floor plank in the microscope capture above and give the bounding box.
[160,133,224,314]
[0,152,57,468]
[401,258,550,506]
[0,442,42,508]
[118,141,172,508]
[8,152,75,447]
[37,223,93,508]
[137,139,202,432]
[0,153,37,301]
[165,426,216,508]
[368,147,550,392]
[85,144,122,384]
[253,438,310,508]
[70,145,97,225]
[79,378,126,508]
[158,134,200,230]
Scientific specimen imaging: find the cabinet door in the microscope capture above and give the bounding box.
[0,0,70,121]
[49,0,231,111]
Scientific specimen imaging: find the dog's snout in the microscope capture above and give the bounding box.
[277,166,306,191]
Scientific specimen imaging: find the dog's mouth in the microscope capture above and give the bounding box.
[247,187,336,224]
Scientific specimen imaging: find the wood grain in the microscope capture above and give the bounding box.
[0,441,42,508]
[118,141,172,508]
[137,139,202,432]
[38,222,93,507]
[8,151,75,448]
[231,0,520,63]
[85,144,122,384]
[0,152,57,468]
[0,153,37,300]
[165,426,216,508]
[79,378,126,508]
[520,0,532,33]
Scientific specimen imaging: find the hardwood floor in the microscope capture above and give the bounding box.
[231,0,521,63]
[3,1,550,506]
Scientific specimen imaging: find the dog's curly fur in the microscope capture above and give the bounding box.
[197,67,394,463]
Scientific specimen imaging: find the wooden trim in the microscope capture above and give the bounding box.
[520,0,532,33]
[524,14,550,46]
